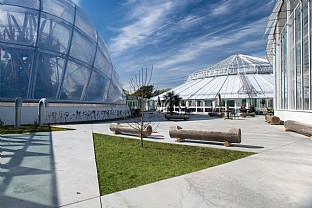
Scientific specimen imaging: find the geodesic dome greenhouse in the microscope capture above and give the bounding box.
[0,0,126,104]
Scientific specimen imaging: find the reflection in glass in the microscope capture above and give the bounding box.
[302,0,310,110]
[39,14,71,54]
[42,0,75,23]
[75,7,97,41]
[97,36,111,62]
[85,70,109,101]
[94,49,112,78]
[107,84,124,104]
[61,61,89,101]
[70,30,96,65]
[281,28,287,109]
[289,14,296,109]
[0,48,33,98]
[295,6,302,110]
[0,5,38,46]
[0,0,39,10]
[34,54,65,99]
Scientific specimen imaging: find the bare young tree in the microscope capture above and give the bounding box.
[129,66,159,147]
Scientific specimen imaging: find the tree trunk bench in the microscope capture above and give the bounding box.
[240,112,255,118]
[165,114,190,121]
[169,126,241,147]
[265,115,280,125]
[284,120,312,138]
[208,112,224,117]
[109,123,152,137]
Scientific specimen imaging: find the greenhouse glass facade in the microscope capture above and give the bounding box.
[0,0,126,104]
[266,0,312,124]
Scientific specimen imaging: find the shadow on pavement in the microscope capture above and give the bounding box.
[182,140,264,149]
[0,132,59,207]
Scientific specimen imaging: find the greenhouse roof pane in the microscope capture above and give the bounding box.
[0,0,39,10]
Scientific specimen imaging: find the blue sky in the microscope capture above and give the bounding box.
[75,0,275,91]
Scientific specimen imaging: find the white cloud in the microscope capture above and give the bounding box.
[110,2,173,55]
[156,17,268,69]
[211,0,232,16]
[123,0,137,5]
[72,0,81,6]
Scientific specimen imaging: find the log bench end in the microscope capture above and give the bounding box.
[284,120,312,137]
[224,141,231,147]
[175,138,185,142]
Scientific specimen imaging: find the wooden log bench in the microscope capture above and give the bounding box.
[109,123,152,137]
[165,114,190,121]
[240,112,255,118]
[284,120,312,139]
[208,112,224,117]
[264,115,280,125]
[169,126,241,147]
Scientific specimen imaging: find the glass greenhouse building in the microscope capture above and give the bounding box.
[0,0,125,104]
[266,0,312,124]
[153,54,274,113]
[0,0,128,125]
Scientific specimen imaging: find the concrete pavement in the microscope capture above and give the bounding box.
[0,126,101,207]
[1,114,312,207]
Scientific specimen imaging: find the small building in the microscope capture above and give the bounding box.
[153,54,274,114]
[265,0,312,124]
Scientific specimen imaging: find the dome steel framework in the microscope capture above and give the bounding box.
[0,0,126,104]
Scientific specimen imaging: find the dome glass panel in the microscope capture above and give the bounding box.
[38,13,72,54]
[42,0,75,23]
[33,54,66,99]
[0,0,40,10]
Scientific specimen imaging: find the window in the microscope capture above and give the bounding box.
[295,5,302,110]
[196,100,203,107]
[281,28,288,109]
[289,14,296,109]
[228,100,235,107]
[302,0,309,110]
[189,100,195,107]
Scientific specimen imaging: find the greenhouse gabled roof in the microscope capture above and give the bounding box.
[153,54,273,100]
[186,54,272,81]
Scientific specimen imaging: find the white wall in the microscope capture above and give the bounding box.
[275,110,312,125]
[0,105,130,126]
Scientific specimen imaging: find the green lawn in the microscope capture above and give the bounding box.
[93,133,254,195]
[0,125,68,134]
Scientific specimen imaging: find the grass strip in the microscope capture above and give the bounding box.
[0,125,68,134]
[93,133,253,195]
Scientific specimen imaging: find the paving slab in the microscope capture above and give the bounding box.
[51,128,101,207]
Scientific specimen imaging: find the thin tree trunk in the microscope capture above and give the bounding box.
[140,111,144,147]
